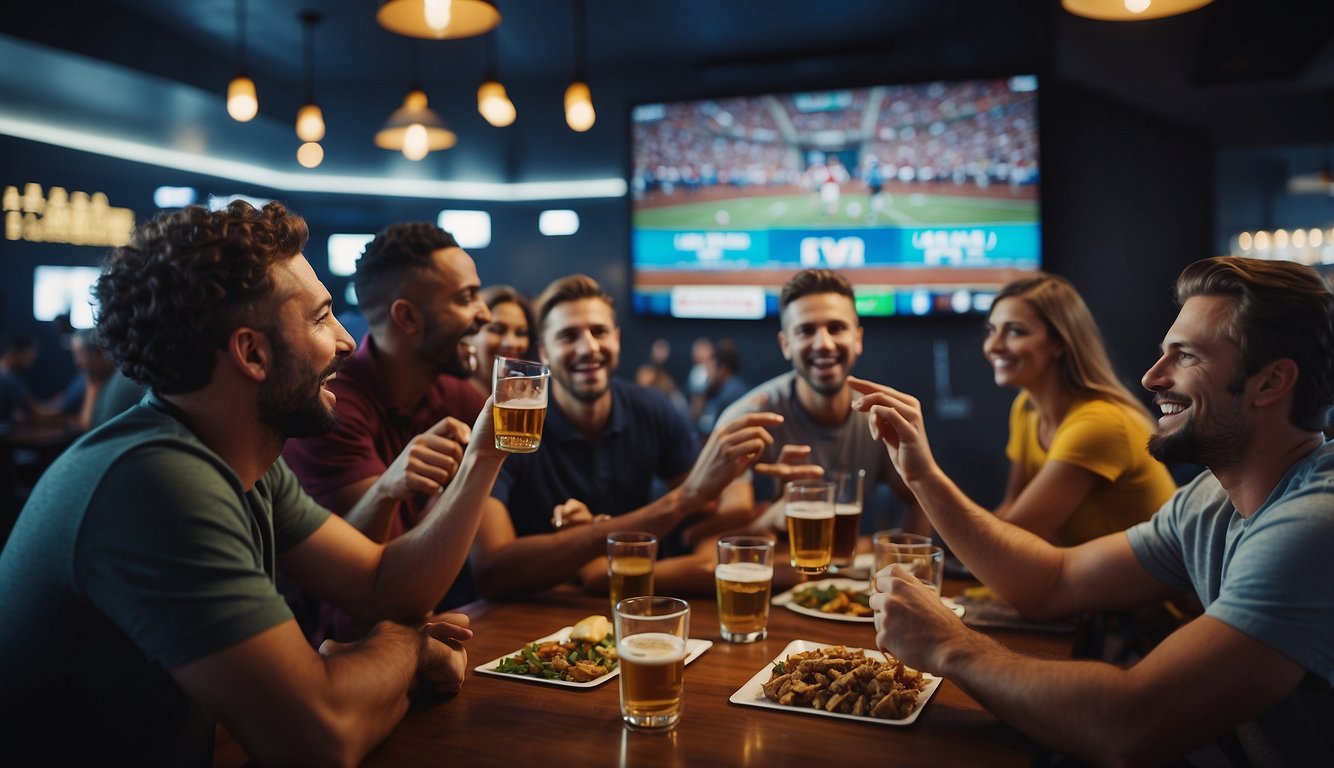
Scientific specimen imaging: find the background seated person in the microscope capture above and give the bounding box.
[462,284,534,398]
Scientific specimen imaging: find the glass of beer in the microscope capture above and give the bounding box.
[828,468,865,570]
[784,480,836,574]
[607,531,657,612]
[714,535,774,643]
[614,596,690,730]
[492,356,549,453]
[871,530,943,595]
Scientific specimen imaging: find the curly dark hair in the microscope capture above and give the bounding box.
[94,201,308,394]
[1175,256,1334,431]
[353,221,459,324]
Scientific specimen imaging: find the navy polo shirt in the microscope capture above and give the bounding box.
[490,378,698,542]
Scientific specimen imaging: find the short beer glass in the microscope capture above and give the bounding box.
[614,596,690,730]
[492,356,549,453]
[714,536,774,643]
[871,530,944,595]
[785,480,836,574]
[607,532,657,612]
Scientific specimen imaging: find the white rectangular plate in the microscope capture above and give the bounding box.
[773,579,963,623]
[729,639,941,725]
[474,626,712,688]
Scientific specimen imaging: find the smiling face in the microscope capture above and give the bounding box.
[1142,294,1251,468]
[412,247,490,378]
[259,255,355,439]
[983,297,1064,391]
[779,292,864,398]
[467,300,531,386]
[540,297,620,405]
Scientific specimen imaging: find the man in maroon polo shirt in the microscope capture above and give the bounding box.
[284,221,490,641]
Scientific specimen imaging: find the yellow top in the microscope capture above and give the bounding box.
[1005,393,1176,545]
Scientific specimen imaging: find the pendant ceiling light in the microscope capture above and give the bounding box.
[375,45,455,161]
[564,0,594,132]
[226,0,258,122]
[295,10,325,144]
[477,32,516,128]
[376,0,501,40]
[1061,0,1213,21]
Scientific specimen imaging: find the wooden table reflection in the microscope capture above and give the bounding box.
[363,579,1072,767]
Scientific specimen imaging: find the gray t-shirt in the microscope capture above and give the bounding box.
[716,371,909,530]
[1127,440,1334,765]
[0,394,330,766]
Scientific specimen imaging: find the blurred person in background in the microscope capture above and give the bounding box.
[463,285,533,398]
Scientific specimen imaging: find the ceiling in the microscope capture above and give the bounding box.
[2,0,1334,197]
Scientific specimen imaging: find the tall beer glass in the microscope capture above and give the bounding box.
[714,536,774,643]
[492,356,549,453]
[614,596,690,730]
[785,480,836,574]
[607,531,657,612]
[828,468,865,570]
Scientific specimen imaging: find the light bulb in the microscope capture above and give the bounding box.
[564,81,595,132]
[403,123,430,161]
[296,142,324,168]
[296,103,325,142]
[477,81,516,127]
[424,0,452,32]
[1123,0,1151,12]
[227,75,258,122]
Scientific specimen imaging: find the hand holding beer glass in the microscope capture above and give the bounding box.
[614,596,690,730]
[828,468,865,571]
[784,480,836,574]
[492,356,549,453]
[714,536,774,643]
[607,531,657,612]
[870,530,943,595]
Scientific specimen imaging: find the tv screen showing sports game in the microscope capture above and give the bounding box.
[629,75,1041,319]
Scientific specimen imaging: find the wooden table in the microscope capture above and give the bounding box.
[362,580,1073,767]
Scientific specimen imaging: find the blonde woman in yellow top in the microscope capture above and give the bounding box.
[985,273,1175,545]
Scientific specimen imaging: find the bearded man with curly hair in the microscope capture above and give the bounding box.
[0,201,508,767]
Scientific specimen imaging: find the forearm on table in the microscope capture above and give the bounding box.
[370,452,507,617]
[936,630,1153,763]
[474,491,693,599]
[309,621,423,763]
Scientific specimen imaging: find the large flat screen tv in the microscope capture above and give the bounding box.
[630,75,1041,319]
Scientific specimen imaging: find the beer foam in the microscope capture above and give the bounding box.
[715,561,773,583]
[834,503,862,516]
[617,632,687,665]
[497,397,546,409]
[786,501,834,519]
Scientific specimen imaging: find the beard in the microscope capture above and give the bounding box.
[258,333,343,440]
[1147,401,1248,469]
[796,356,849,398]
[417,313,475,379]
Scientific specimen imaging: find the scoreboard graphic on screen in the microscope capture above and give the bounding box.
[630,76,1041,319]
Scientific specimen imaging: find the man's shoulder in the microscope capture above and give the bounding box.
[430,373,486,416]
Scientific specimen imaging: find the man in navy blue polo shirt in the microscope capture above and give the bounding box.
[472,274,785,599]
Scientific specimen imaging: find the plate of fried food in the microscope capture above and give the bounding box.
[729,641,941,725]
[773,579,964,623]
[475,615,712,688]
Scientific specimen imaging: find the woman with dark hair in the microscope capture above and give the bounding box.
[982,273,1176,545]
[464,285,533,397]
